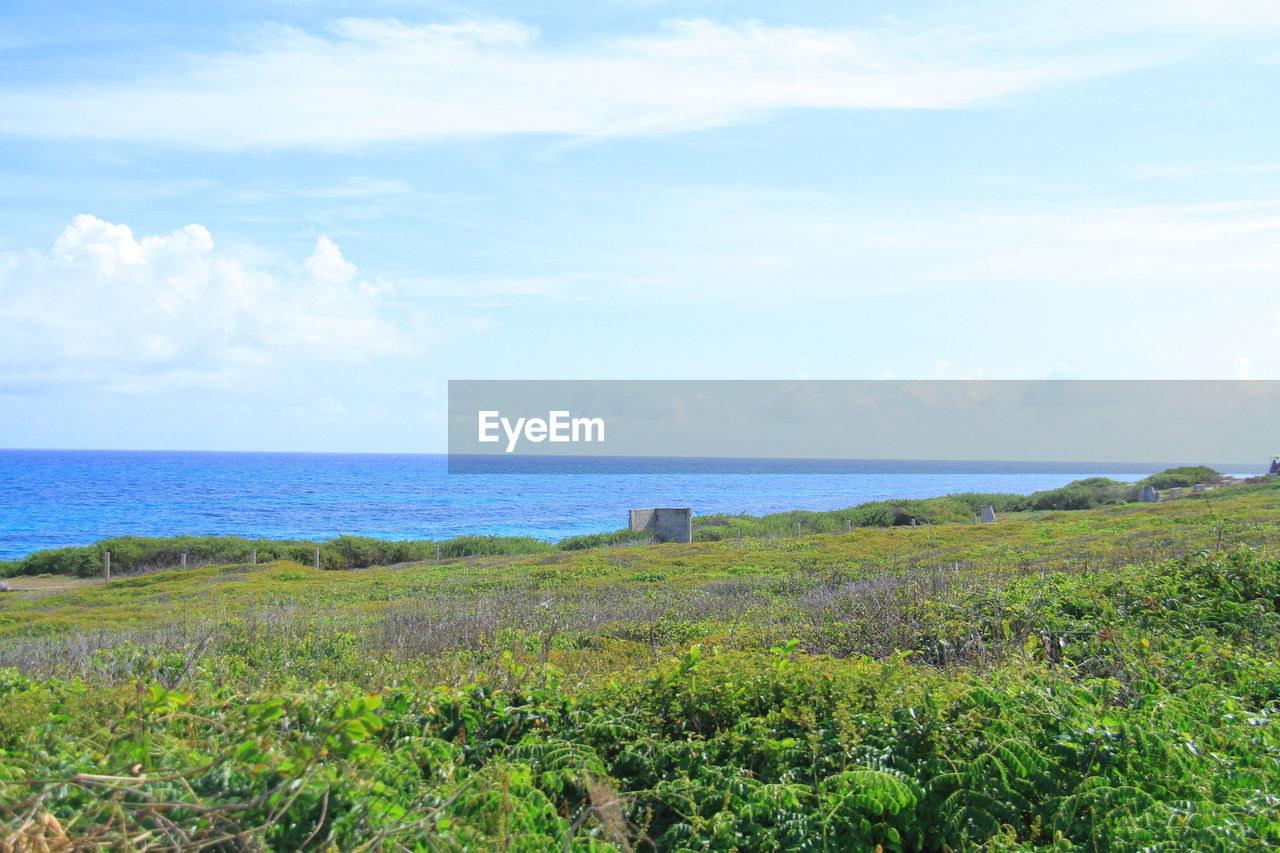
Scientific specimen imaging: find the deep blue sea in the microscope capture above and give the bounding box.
[0,450,1262,560]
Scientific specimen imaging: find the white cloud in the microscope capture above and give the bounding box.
[541,188,1280,300]
[232,177,415,203]
[956,199,1280,285]
[0,215,410,393]
[1,2,1278,150]
[1133,163,1280,179]
[0,11,1204,149]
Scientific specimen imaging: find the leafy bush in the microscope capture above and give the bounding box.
[6,545,102,577]
[2,533,558,577]
[1025,477,1136,510]
[1139,465,1220,489]
[5,551,1280,850]
[438,535,554,558]
[693,493,1031,540]
[4,489,1280,850]
[559,529,654,550]
[0,465,1235,577]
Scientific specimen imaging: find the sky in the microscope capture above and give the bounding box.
[2,0,1280,452]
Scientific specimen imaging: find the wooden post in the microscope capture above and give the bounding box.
[435,544,441,560]
[180,552,187,570]
[250,548,257,565]
[796,522,802,536]
[973,514,979,525]
[313,547,320,569]
[102,551,111,581]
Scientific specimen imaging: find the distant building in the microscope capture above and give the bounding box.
[629,508,693,543]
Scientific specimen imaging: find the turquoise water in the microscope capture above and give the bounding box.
[0,450,1258,559]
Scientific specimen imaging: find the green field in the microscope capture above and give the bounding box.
[3,480,1280,850]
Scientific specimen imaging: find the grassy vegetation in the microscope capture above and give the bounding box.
[693,467,1232,539]
[0,533,560,579]
[2,479,1279,850]
[0,467,1233,578]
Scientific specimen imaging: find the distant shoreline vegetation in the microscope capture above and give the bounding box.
[0,467,1228,579]
[445,454,1246,474]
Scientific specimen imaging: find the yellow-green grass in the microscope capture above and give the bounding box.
[4,484,1280,851]
[2,573,101,591]
[3,481,1276,640]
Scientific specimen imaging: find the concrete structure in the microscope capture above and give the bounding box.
[1139,485,1159,502]
[1192,483,1207,493]
[629,507,693,544]
[980,504,997,524]
[1165,487,1183,500]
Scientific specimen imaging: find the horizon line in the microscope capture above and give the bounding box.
[0,447,1261,470]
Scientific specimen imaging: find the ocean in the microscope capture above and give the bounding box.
[0,449,1261,560]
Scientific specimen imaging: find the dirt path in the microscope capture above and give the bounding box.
[2,574,101,592]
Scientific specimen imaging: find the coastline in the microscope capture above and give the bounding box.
[2,465,1252,577]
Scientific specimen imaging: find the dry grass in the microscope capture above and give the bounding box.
[3,575,101,592]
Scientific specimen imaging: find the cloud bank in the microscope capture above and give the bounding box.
[0,12,1186,149]
[483,189,1280,302]
[0,216,407,393]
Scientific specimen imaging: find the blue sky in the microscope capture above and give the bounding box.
[2,0,1280,451]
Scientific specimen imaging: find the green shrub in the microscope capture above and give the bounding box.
[1139,466,1220,489]
[4,512,1280,849]
[438,535,555,558]
[1023,478,1138,510]
[3,533,558,577]
[560,529,653,550]
[8,550,1280,853]
[0,465,1235,576]
[15,545,103,577]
